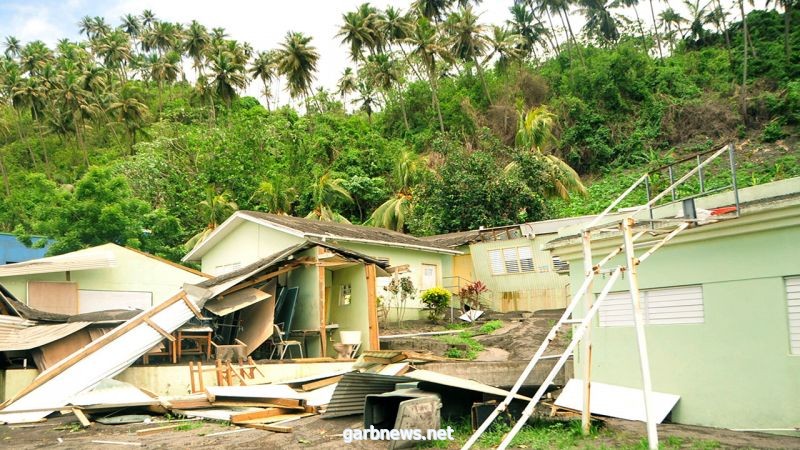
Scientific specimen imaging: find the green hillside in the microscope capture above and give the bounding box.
[1,3,798,261]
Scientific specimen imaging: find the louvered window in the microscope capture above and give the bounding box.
[599,285,704,327]
[488,247,536,275]
[786,277,800,355]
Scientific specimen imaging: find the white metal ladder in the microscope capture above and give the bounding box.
[462,144,740,450]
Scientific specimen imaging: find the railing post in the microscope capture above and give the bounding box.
[697,154,705,193]
[581,230,595,435]
[668,165,676,200]
[728,143,740,216]
[622,217,658,450]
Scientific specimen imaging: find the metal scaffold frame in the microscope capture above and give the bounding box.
[462,144,740,450]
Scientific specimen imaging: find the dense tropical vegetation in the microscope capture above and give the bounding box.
[1,1,798,260]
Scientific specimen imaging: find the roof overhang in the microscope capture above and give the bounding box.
[182,211,461,262]
[0,247,117,277]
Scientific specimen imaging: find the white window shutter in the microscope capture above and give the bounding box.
[518,246,535,272]
[786,277,800,355]
[599,285,704,327]
[503,248,520,273]
[489,249,504,275]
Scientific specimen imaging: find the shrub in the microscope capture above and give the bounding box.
[420,287,452,323]
[762,119,786,142]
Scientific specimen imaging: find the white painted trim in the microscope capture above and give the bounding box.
[303,233,462,255]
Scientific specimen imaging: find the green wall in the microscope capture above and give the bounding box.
[558,204,800,430]
[470,235,569,312]
[339,242,452,321]
[200,221,304,274]
[328,265,369,354]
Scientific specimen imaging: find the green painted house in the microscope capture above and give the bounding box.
[424,217,593,313]
[182,211,459,356]
[548,177,800,432]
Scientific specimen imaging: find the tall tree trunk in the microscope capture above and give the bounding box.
[739,0,749,126]
[632,6,648,51]
[545,9,561,57]
[0,149,10,196]
[561,6,585,65]
[556,8,574,64]
[785,0,792,67]
[397,88,410,132]
[262,79,271,111]
[473,58,492,105]
[649,0,665,59]
[32,107,50,177]
[15,110,38,168]
[428,66,445,132]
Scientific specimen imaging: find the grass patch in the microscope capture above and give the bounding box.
[439,331,484,360]
[444,322,471,330]
[175,421,204,431]
[478,320,503,334]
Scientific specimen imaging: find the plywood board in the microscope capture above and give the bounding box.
[205,288,270,316]
[236,279,276,355]
[28,281,79,315]
[554,379,680,423]
[206,384,303,400]
[78,290,152,313]
[33,329,93,371]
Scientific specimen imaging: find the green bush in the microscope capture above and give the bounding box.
[420,287,452,323]
[762,119,787,142]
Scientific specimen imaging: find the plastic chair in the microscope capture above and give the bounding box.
[269,324,303,359]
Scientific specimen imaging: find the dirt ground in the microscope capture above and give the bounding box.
[2,412,799,449]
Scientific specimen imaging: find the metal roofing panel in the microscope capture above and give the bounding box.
[322,372,412,418]
[0,245,117,277]
[405,369,531,401]
[0,319,90,351]
[204,287,270,316]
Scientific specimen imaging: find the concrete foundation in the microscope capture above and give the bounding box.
[420,359,573,389]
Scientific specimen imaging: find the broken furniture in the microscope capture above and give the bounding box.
[364,383,442,450]
[269,324,303,359]
[212,338,248,361]
[175,325,213,362]
[333,330,361,359]
[142,339,175,364]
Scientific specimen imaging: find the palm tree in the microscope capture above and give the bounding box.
[250,176,296,214]
[412,0,454,23]
[3,36,21,58]
[338,5,383,61]
[96,30,132,81]
[616,0,649,50]
[354,81,379,122]
[56,70,98,166]
[508,3,553,59]
[483,26,525,71]
[141,10,157,30]
[683,0,710,43]
[446,6,492,103]
[108,87,149,153]
[250,50,278,110]
[5,63,38,166]
[337,67,358,107]
[512,105,587,200]
[78,15,95,40]
[369,150,422,232]
[577,0,620,44]
[209,51,248,108]
[538,0,584,64]
[305,172,353,223]
[407,17,452,132]
[647,0,664,58]
[185,186,238,251]
[150,50,181,114]
[660,7,686,51]
[185,20,211,78]
[276,31,320,110]
[13,76,50,170]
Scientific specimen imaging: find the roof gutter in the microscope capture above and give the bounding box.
[304,233,463,255]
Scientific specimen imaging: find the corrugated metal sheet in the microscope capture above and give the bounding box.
[0,319,90,351]
[322,372,412,418]
[0,245,117,277]
[405,369,531,401]
[0,285,210,424]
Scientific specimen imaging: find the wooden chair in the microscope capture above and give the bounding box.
[269,324,303,359]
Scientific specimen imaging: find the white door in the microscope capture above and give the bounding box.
[421,264,437,290]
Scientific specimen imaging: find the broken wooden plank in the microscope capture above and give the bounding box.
[236,412,315,425]
[241,423,293,433]
[73,409,91,427]
[91,441,142,447]
[212,400,304,409]
[301,375,342,392]
[136,423,183,435]
[230,408,291,424]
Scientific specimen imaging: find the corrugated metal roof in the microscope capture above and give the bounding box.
[322,372,411,418]
[405,369,531,401]
[0,317,90,351]
[0,244,117,277]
